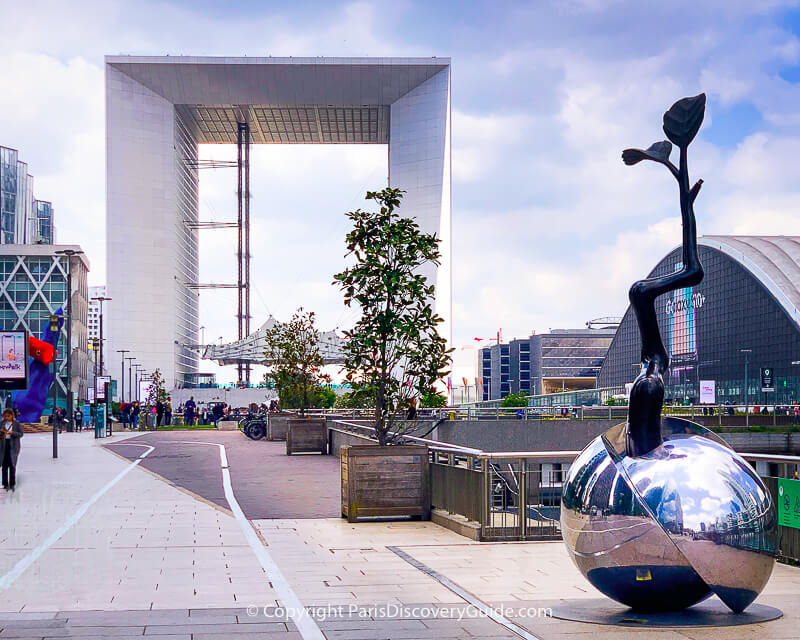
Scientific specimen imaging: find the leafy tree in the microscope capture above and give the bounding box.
[263,308,330,414]
[419,392,448,408]
[333,188,452,445]
[500,393,528,408]
[146,368,168,406]
[333,385,376,409]
[278,384,336,409]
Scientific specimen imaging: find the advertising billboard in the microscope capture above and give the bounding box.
[95,375,111,401]
[699,380,716,404]
[0,331,28,390]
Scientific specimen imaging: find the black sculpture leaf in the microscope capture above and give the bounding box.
[662,93,706,148]
[622,140,673,166]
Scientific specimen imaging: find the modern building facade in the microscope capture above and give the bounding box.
[479,328,615,401]
[598,236,800,404]
[88,285,106,341]
[0,146,56,245]
[105,56,452,390]
[0,244,90,408]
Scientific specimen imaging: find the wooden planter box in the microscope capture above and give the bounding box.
[267,414,290,441]
[286,418,328,455]
[341,444,430,523]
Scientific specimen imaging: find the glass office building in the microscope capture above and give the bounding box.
[479,328,615,401]
[0,245,90,410]
[0,145,55,245]
[597,236,800,404]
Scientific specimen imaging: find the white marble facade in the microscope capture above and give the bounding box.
[105,56,451,389]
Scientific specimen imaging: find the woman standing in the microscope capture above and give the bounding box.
[1,408,23,490]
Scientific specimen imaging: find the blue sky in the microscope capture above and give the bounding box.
[1,0,799,385]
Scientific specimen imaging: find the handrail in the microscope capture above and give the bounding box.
[328,419,800,465]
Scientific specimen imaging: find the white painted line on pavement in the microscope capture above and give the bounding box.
[178,441,325,640]
[0,444,154,590]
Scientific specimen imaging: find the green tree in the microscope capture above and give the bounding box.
[500,393,528,408]
[263,308,330,414]
[333,188,452,445]
[419,392,448,408]
[146,368,168,406]
[333,385,376,409]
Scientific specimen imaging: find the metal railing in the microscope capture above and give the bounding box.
[328,419,800,549]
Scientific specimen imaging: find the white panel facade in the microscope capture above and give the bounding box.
[105,57,451,389]
[389,68,452,345]
[106,65,193,389]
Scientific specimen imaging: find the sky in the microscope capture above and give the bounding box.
[1,0,800,387]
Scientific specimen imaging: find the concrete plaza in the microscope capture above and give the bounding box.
[0,431,798,639]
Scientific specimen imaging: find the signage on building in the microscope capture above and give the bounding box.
[761,367,774,393]
[0,331,28,390]
[665,291,706,315]
[699,380,716,404]
[88,387,95,403]
[778,479,800,530]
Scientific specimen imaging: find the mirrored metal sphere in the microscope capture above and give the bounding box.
[561,418,779,613]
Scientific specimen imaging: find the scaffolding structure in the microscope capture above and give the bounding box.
[185,122,252,384]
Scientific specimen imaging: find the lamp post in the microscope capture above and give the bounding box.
[741,349,752,427]
[48,314,61,458]
[134,365,145,402]
[125,356,136,402]
[116,349,129,406]
[54,249,83,431]
[90,296,111,375]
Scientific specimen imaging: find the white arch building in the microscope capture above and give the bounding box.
[105,56,452,389]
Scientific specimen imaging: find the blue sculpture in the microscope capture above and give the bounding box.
[12,312,63,422]
[561,95,778,613]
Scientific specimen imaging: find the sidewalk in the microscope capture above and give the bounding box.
[1,431,798,639]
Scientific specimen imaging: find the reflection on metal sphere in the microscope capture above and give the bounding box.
[561,418,779,613]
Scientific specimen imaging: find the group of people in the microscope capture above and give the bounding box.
[120,399,174,429]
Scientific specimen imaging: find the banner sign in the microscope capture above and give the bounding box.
[0,331,28,390]
[761,367,774,393]
[699,380,715,404]
[778,478,800,530]
[88,387,95,403]
[96,375,111,400]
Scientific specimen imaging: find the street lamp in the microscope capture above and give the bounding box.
[55,248,83,431]
[125,356,136,402]
[48,313,61,458]
[741,349,752,426]
[134,364,145,402]
[200,325,206,346]
[90,296,112,375]
[116,349,129,406]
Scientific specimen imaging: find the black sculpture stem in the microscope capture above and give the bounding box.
[625,96,706,457]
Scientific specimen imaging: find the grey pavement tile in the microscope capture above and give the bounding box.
[321,627,488,639]
[189,607,251,617]
[0,615,58,622]
[44,637,189,640]
[0,627,144,638]
[143,622,289,635]
[0,623,66,630]
[192,634,302,640]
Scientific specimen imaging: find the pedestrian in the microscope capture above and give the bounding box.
[131,401,141,430]
[121,403,129,429]
[156,399,164,427]
[184,396,196,426]
[165,399,172,426]
[1,407,23,490]
[73,407,83,432]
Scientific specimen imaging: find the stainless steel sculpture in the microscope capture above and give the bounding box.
[561,94,779,613]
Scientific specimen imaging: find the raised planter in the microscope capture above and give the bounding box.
[340,444,430,523]
[286,417,327,455]
[267,413,291,440]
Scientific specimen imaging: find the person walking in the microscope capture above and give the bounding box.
[131,402,141,430]
[73,407,83,432]
[1,408,23,490]
[184,396,196,426]
[164,399,172,426]
[156,400,164,427]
